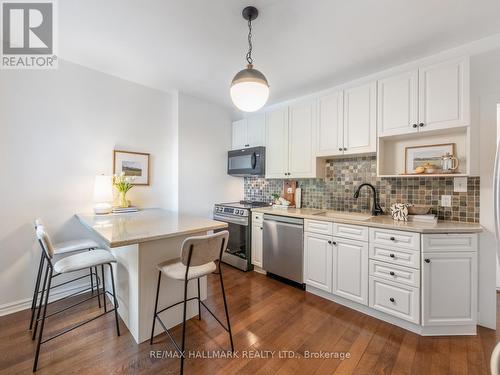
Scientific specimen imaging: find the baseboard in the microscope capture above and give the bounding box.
[0,282,90,317]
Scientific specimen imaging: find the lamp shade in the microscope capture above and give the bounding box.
[230,65,269,112]
[93,175,113,203]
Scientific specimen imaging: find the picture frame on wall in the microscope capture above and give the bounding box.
[113,150,150,185]
[405,143,455,174]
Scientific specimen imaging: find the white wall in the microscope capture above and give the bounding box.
[0,60,177,312]
[470,48,500,328]
[178,93,243,217]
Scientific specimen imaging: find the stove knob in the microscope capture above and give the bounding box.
[235,209,240,215]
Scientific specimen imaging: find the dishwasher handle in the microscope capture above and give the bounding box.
[263,213,304,226]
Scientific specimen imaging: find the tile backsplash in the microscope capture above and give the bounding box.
[244,155,479,223]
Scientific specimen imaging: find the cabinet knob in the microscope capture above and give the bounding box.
[260,227,263,230]
[412,123,418,128]
[245,144,250,147]
[332,241,337,245]
[419,123,424,127]
[425,258,431,263]
[389,253,395,258]
[328,240,332,244]
[338,148,343,151]
[343,147,347,151]
[389,237,395,241]
[389,297,395,303]
[389,271,395,276]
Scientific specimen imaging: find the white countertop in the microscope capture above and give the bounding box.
[76,208,228,247]
[252,207,483,234]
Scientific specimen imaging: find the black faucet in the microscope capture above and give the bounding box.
[353,183,384,216]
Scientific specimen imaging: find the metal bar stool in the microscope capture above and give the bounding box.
[29,219,102,333]
[32,225,120,372]
[150,230,234,374]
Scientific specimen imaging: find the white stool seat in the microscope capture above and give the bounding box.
[158,258,216,280]
[53,239,99,255]
[54,249,116,274]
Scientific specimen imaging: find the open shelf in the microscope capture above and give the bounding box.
[377,126,470,177]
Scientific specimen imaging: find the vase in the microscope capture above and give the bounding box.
[119,191,129,208]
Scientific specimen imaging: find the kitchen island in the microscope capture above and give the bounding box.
[76,208,227,343]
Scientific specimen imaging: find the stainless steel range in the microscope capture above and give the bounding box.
[213,201,269,271]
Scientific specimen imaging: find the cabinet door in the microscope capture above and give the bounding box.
[288,100,317,178]
[251,224,263,268]
[343,81,377,154]
[304,232,333,292]
[247,114,266,147]
[378,70,419,136]
[265,108,289,178]
[317,91,344,156]
[422,252,477,326]
[418,57,470,132]
[231,119,247,150]
[332,237,368,305]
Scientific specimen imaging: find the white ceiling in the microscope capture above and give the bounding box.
[60,0,500,111]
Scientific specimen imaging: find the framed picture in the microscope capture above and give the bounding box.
[113,150,150,185]
[405,143,455,174]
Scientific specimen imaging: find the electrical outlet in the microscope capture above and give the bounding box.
[454,177,467,192]
[441,195,452,207]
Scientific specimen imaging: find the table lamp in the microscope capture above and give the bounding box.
[93,175,113,214]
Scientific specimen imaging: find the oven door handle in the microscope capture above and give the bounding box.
[213,214,249,226]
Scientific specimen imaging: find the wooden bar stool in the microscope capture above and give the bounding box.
[150,230,234,374]
[32,225,120,372]
[29,219,101,332]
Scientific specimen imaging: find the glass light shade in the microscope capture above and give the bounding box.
[230,66,269,112]
[93,175,113,214]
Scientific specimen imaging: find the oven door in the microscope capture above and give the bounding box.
[213,213,251,271]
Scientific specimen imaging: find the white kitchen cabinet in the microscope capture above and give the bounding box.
[332,236,368,305]
[421,251,477,326]
[418,57,470,132]
[251,217,263,268]
[304,232,333,292]
[231,114,266,150]
[265,107,289,178]
[288,100,317,178]
[377,70,419,137]
[317,90,344,157]
[343,81,377,154]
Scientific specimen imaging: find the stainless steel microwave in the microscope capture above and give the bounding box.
[227,146,265,176]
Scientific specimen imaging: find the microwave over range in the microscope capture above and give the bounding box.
[227,146,265,177]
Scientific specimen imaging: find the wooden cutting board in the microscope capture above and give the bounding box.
[283,180,297,206]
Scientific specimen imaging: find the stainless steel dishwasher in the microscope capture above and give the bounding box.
[262,214,304,285]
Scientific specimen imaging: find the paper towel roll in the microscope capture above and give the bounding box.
[295,188,302,209]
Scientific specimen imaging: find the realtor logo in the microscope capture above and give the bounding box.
[1,0,57,69]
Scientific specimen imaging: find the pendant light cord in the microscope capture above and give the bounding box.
[246,18,253,65]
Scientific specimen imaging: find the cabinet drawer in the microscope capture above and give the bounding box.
[369,244,420,269]
[305,219,333,235]
[333,223,368,242]
[422,234,478,253]
[252,212,264,224]
[369,276,420,324]
[369,228,420,251]
[369,260,420,287]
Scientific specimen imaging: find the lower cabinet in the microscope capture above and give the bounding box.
[304,232,333,292]
[332,236,368,305]
[421,251,477,326]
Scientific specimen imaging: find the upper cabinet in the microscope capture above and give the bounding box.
[378,57,470,137]
[265,100,323,179]
[317,82,377,157]
[231,114,265,150]
[343,82,377,154]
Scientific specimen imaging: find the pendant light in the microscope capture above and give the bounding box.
[230,6,269,112]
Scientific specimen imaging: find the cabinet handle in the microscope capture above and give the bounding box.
[245,144,250,147]
[389,297,395,303]
[389,253,395,258]
[419,123,424,127]
[412,123,418,128]
[389,271,395,276]
[424,258,431,263]
[389,237,395,241]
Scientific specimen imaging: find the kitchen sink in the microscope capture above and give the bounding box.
[312,211,373,221]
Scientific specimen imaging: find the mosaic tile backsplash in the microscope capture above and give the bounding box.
[244,155,480,223]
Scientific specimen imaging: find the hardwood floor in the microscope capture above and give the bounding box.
[0,264,498,374]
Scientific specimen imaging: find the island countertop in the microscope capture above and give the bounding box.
[252,207,482,234]
[76,208,228,248]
